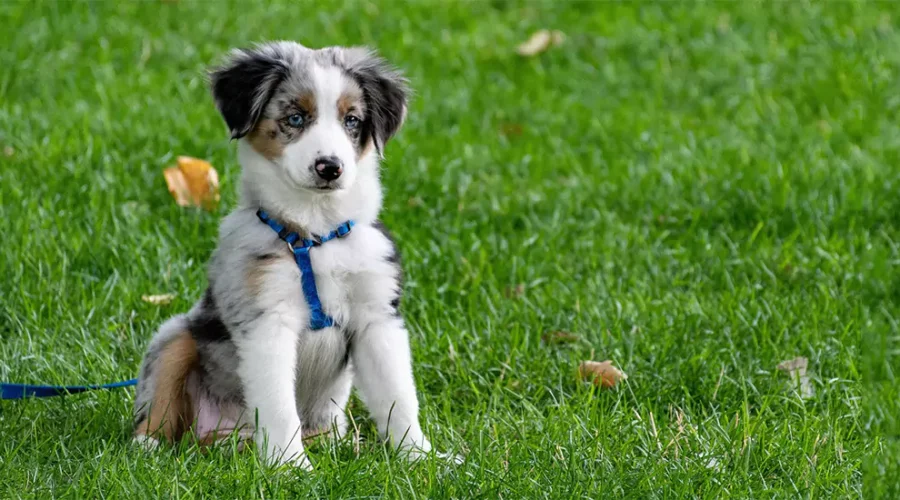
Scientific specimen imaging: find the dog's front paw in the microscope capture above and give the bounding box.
[258,438,313,471]
[418,449,464,465]
[268,447,313,471]
[435,450,465,465]
[400,442,464,465]
[286,452,314,471]
[132,434,160,451]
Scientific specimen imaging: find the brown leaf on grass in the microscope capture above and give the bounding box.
[516,29,565,57]
[499,122,524,137]
[141,293,176,305]
[776,356,815,399]
[504,283,525,298]
[578,360,627,388]
[163,156,220,210]
[776,357,808,374]
[3,146,13,157]
[716,13,731,34]
[542,330,580,345]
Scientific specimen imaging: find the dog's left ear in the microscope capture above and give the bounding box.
[209,47,289,139]
[340,48,410,156]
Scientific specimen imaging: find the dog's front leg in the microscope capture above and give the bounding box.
[352,316,434,458]
[235,316,309,469]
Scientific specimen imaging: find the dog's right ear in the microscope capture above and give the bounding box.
[209,48,289,140]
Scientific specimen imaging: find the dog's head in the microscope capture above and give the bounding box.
[210,42,408,193]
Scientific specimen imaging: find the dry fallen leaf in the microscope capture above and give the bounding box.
[776,356,815,399]
[542,330,580,345]
[716,13,731,34]
[499,122,524,137]
[504,283,525,298]
[578,360,627,389]
[3,146,13,157]
[142,293,176,305]
[163,167,190,205]
[516,29,565,57]
[163,156,220,210]
[776,357,808,374]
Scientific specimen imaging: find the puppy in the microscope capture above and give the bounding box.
[134,42,450,469]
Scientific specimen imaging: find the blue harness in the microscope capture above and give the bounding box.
[256,209,354,330]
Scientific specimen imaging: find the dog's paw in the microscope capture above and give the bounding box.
[436,450,465,465]
[132,434,160,451]
[259,440,313,471]
[282,452,314,471]
[266,451,314,471]
[402,446,464,465]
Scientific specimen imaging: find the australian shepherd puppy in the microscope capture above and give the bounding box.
[133,42,454,469]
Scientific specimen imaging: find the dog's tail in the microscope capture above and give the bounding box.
[133,317,198,443]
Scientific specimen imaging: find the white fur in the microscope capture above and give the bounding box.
[226,58,446,467]
[278,65,359,192]
[132,434,160,451]
[234,316,310,469]
[238,140,382,236]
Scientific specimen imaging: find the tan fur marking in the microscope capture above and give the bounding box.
[337,84,365,118]
[134,331,197,442]
[247,119,285,161]
[246,253,292,298]
[338,84,367,160]
[297,92,316,115]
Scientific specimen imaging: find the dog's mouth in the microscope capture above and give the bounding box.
[303,181,347,194]
[312,183,341,192]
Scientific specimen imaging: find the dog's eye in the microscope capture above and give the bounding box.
[287,113,305,128]
[343,115,360,131]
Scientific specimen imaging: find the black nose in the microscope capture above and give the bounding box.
[314,156,343,181]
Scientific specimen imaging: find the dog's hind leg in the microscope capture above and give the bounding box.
[133,315,198,446]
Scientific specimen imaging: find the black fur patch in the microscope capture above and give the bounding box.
[374,220,403,314]
[210,48,290,139]
[340,329,354,369]
[189,288,230,342]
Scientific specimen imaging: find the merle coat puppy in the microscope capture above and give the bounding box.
[134,42,452,469]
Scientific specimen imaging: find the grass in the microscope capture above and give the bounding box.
[0,1,897,497]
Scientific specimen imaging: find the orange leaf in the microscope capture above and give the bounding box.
[578,360,627,389]
[163,156,220,210]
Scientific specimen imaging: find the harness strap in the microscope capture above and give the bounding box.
[256,209,354,330]
[1,378,138,400]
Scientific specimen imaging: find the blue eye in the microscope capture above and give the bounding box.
[344,115,360,130]
[287,113,305,128]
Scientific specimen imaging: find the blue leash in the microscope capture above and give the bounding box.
[256,209,354,330]
[1,378,137,400]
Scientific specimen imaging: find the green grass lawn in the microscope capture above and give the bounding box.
[1,1,897,497]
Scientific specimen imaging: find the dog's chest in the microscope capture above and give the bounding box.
[293,322,347,398]
[302,224,398,331]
